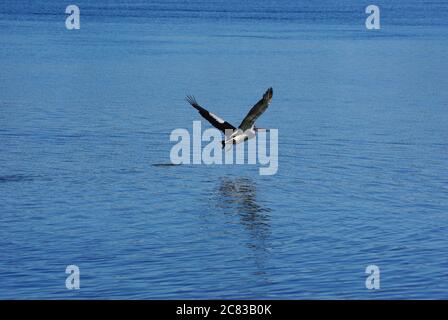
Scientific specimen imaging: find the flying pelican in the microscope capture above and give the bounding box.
[186,87,273,148]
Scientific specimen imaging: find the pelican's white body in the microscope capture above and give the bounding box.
[225,127,256,145]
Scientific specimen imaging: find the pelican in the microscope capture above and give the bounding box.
[186,87,273,148]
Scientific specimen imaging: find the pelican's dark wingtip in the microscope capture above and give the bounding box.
[264,87,273,101]
[185,95,197,107]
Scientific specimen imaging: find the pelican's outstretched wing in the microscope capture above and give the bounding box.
[186,95,236,137]
[238,87,273,131]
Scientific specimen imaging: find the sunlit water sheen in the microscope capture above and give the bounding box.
[1,0,448,299]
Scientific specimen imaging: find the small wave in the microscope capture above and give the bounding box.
[151,163,181,167]
[0,174,35,183]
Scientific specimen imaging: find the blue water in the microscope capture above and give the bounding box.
[1,0,448,299]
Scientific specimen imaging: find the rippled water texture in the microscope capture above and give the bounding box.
[1,0,447,299]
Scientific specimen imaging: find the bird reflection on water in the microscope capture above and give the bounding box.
[215,177,272,275]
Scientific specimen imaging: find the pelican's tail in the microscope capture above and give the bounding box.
[221,139,234,150]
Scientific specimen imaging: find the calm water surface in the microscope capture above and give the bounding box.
[0,0,448,298]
